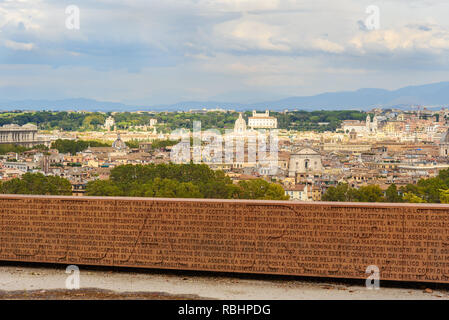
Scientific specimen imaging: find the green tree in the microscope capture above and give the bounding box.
[264,183,290,200]
[82,114,106,130]
[416,177,447,203]
[356,185,384,203]
[51,139,110,155]
[0,144,29,155]
[385,184,403,203]
[125,140,140,148]
[87,163,287,200]
[152,178,204,199]
[439,189,449,204]
[403,192,427,203]
[322,183,358,202]
[236,179,289,200]
[150,139,179,150]
[0,173,72,195]
[85,180,122,196]
[323,183,386,203]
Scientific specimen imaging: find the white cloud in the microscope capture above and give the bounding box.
[350,25,449,53]
[205,0,281,11]
[0,0,44,31]
[214,18,291,52]
[2,0,449,104]
[311,38,345,54]
[4,39,35,50]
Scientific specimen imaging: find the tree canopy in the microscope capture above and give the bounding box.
[0,110,367,133]
[322,170,449,204]
[86,163,288,200]
[323,183,396,203]
[51,139,111,155]
[0,173,72,195]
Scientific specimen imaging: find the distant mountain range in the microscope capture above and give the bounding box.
[2,81,449,112]
[0,98,129,112]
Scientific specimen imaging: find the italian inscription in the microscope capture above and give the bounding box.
[1,195,449,284]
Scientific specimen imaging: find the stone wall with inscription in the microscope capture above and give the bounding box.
[1,195,449,283]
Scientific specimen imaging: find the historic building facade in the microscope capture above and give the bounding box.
[248,110,278,129]
[341,115,379,135]
[0,124,47,147]
[288,147,323,177]
[104,116,115,131]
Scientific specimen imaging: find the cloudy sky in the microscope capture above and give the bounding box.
[1,0,449,105]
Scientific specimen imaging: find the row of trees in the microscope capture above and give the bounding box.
[0,110,368,133]
[8,166,449,204]
[150,139,179,150]
[0,173,72,195]
[48,138,181,155]
[86,163,288,200]
[50,139,111,155]
[0,164,287,200]
[0,111,91,131]
[322,169,449,203]
[145,110,367,133]
[322,184,402,203]
[275,110,367,132]
[401,169,449,203]
[0,144,48,155]
[49,139,175,155]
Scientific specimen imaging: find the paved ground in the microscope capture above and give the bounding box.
[0,263,448,300]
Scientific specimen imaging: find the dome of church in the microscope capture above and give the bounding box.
[22,123,38,129]
[112,133,127,150]
[234,113,247,133]
[350,129,357,140]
